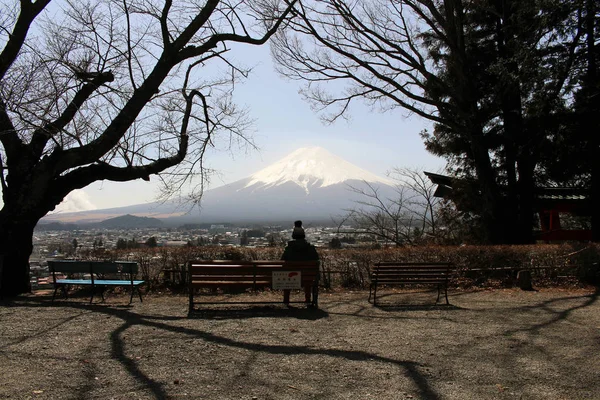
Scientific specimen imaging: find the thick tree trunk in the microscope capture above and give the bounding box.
[592,155,600,242]
[584,0,600,242]
[483,196,511,244]
[468,132,510,244]
[0,211,38,297]
[516,163,535,244]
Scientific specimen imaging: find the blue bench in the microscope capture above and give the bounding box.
[48,260,144,304]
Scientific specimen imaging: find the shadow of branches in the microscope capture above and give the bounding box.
[5,296,441,400]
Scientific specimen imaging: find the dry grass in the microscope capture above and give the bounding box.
[1,286,599,399]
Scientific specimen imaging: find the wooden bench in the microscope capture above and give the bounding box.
[369,262,454,306]
[188,260,320,312]
[47,260,144,304]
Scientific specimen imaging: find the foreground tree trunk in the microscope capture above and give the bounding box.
[583,0,600,242]
[0,210,39,296]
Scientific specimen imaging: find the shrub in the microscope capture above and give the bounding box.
[79,243,600,290]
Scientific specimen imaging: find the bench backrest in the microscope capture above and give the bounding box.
[48,260,92,274]
[91,261,139,274]
[48,260,139,275]
[371,262,453,283]
[189,260,319,287]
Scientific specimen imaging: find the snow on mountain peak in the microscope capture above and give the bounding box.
[244,146,394,193]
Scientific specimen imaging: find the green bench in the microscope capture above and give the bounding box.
[48,260,144,304]
[188,260,320,312]
[369,262,454,306]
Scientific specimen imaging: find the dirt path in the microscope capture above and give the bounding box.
[0,288,598,400]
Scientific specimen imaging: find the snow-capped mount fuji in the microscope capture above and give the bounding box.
[41,146,399,225]
[244,146,394,194]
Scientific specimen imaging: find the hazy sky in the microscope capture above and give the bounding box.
[57,43,446,212]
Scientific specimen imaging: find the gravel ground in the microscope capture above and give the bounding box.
[0,287,599,400]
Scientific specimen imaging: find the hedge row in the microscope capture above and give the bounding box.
[81,243,600,290]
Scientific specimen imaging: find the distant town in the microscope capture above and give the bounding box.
[31,221,374,263]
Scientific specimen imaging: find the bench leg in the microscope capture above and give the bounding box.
[283,289,291,305]
[90,285,97,304]
[444,284,449,305]
[372,283,378,306]
[52,286,59,303]
[436,284,449,305]
[304,286,312,303]
[312,285,319,309]
[128,285,143,304]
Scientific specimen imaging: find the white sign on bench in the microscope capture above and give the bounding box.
[272,271,301,290]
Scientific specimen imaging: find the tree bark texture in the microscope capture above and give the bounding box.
[0,211,37,296]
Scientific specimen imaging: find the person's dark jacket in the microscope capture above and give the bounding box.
[281,239,319,261]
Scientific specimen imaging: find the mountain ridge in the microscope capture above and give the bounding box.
[41,146,399,225]
[243,146,394,194]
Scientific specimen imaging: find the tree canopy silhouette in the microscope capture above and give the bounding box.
[272,0,596,243]
[0,0,296,296]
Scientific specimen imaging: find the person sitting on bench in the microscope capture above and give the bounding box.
[281,220,319,305]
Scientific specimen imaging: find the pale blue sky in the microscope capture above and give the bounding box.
[61,43,446,212]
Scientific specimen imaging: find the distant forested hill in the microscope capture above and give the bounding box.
[35,221,80,231]
[94,214,164,229]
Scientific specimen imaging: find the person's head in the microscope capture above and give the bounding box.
[292,220,305,240]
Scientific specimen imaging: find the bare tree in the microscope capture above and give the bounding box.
[272,0,584,244]
[0,0,296,296]
[389,167,440,238]
[345,181,412,246]
[341,168,441,246]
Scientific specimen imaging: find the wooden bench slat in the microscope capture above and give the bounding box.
[374,266,449,269]
[374,276,449,280]
[373,270,450,274]
[375,280,449,283]
[374,265,450,268]
[373,276,450,280]
[191,274,317,279]
[190,268,318,275]
[55,279,92,285]
[191,281,271,286]
[373,268,450,272]
[375,262,451,266]
[190,269,261,275]
[189,263,318,268]
[95,279,145,285]
[191,276,317,283]
[191,275,314,280]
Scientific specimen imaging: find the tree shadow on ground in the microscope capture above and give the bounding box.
[373,303,462,312]
[188,305,328,320]
[12,288,598,400]
[368,289,463,311]
[503,287,599,336]
[0,310,89,349]
[7,294,441,400]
